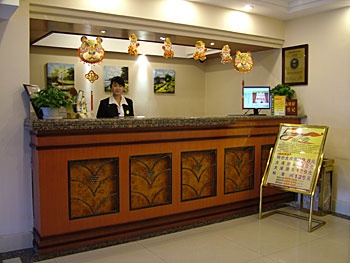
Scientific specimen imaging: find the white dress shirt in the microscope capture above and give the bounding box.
[108,96,128,117]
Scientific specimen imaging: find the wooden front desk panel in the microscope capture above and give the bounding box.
[29,117,302,252]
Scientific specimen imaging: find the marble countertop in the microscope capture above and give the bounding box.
[25,115,306,131]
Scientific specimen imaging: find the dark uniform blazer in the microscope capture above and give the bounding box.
[96,97,134,118]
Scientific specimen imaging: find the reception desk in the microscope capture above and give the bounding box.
[26,115,304,253]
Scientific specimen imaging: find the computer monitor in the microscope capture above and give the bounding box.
[242,86,270,115]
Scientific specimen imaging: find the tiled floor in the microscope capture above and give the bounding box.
[4,206,349,263]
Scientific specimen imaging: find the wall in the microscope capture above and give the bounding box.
[0,0,33,252]
[284,7,350,216]
[30,47,207,117]
[30,48,284,119]
[204,7,350,216]
[204,49,282,116]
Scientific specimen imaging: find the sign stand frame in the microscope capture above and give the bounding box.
[259,123,329,232]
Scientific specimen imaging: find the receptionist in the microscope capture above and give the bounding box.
[96,76,134,118]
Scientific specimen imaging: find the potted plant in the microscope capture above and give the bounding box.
[270,83,296,99]
[31,85,74,119]
[271,84,297,115]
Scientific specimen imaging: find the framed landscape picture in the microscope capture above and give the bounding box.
[154,69,175,93]
[46,63,74,90]
[104,66,129,92]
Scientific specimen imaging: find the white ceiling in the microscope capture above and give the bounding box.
[190,0,349,20]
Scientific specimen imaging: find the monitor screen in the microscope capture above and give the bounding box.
[242,86,270,115]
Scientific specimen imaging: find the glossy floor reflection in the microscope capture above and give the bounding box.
[4,207,350,263]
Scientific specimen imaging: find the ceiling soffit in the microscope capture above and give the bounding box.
[30,4,284,57]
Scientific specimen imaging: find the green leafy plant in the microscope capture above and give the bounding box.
[271,84,296,99]
[31,85,74,109]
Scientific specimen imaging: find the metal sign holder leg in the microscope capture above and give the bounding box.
[259,183,326,232]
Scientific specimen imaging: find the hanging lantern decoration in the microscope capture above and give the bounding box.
[233,51,254,73]
[78,36,105,64]
[220,45,233,64]
[77,36,105,113]
[193,40,207,62]
[84,69,99,111]
[128,33,140,56]
[162,37,174,58]
[85,69,99,83]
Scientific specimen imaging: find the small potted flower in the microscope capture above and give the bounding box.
[31,85,74,119]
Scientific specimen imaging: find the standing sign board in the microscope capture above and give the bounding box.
[259,123,329,232]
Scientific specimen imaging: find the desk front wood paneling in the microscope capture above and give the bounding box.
[27,116,303,253]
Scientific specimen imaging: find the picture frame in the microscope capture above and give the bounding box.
[46,63,75,91]
[104,66,129,92]
[282,44,308,86]
[23,84,41,98]
[154,69,175,93]
[23,84,43,119]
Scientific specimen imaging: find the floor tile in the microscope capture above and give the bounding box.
[140,230,260,263]
[267,237,350,263]
[4,206,348,263]
[55,242,164,263]
[3,258,22,263]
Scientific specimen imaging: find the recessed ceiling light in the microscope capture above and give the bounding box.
[160,36,166,41]
[243,4,254,11]
[210,42,215,46]
[100,30,106,34]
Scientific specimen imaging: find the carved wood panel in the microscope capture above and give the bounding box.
[181,150,217,201]
[224,147,254,194]
[68,158,119,219]
[130,154,172,210]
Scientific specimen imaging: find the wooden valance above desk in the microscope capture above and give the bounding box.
[26,115,305,253]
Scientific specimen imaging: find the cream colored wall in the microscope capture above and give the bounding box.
[204,49,282,115]
[30,48,284,119]
[206,6,350,215]
[284,7,350,216]
[204,7,350,216]
[0,0,33,252]
[30,47,206,117]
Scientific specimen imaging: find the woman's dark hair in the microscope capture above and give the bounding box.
[110,76,125,87]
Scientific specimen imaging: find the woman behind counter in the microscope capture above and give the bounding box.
[96,76,134,118]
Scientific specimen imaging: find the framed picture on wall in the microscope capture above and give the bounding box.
[154,69,175,93]
[104,66,129,92]
[46,63,75,90]
[282,44,308,86]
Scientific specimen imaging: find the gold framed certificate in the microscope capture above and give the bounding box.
[282,44,308,85]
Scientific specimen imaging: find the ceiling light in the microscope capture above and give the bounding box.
[243,4,254,11]
[210,42,215,46]
[100,30,106,34]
